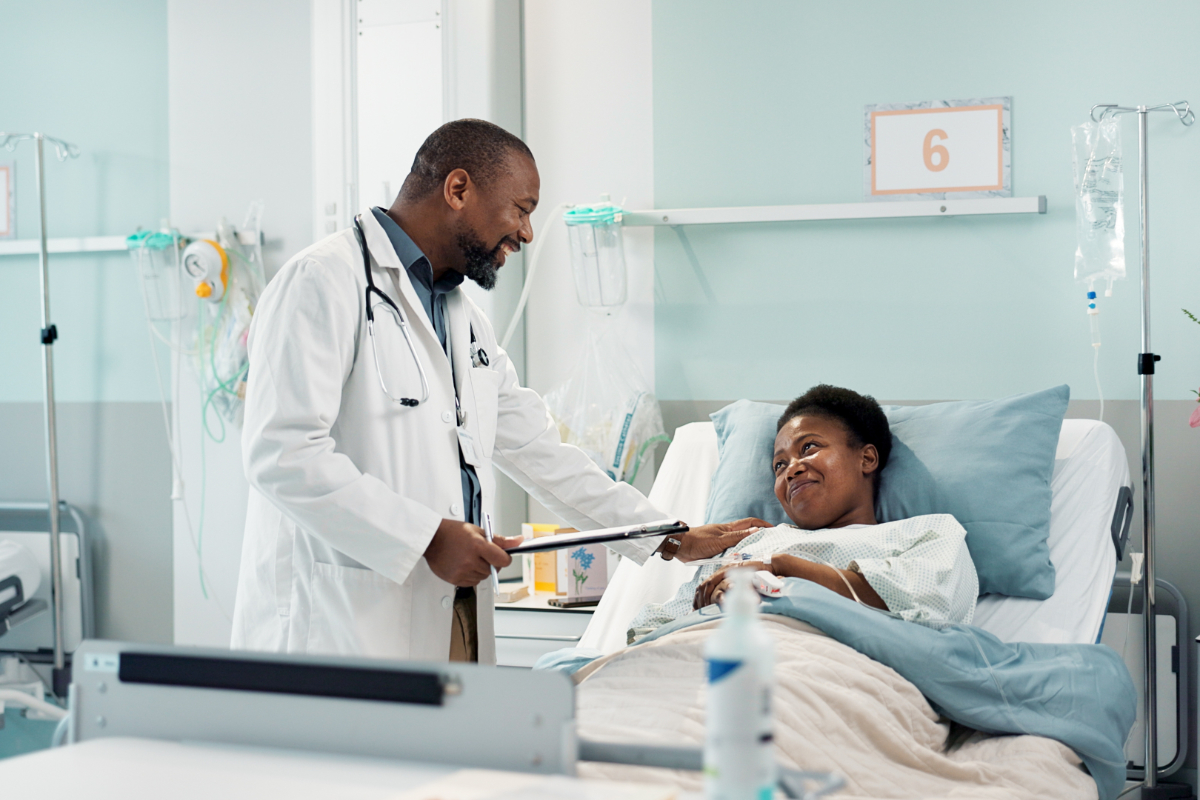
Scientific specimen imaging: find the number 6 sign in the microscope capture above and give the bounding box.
[864,97,1011,200]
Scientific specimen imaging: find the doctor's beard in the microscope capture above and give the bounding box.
[455,230,515,291]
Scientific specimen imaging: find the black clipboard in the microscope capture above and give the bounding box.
[507,519,689,554]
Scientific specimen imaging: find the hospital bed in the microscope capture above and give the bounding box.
[566,417,1135,799]
[584,417,1131,652]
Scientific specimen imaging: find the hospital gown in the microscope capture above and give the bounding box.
[629,514,978,634]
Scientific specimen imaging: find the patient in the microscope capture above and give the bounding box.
[629,385,978,635]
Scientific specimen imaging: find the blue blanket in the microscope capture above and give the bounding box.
[537,579,1135,800]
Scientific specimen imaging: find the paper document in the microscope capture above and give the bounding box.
[391,768,676,800]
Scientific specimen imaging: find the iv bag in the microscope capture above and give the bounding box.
[1072,119,1126,292]
[543,316,667,485]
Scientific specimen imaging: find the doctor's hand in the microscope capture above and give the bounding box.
[670,518,771,563]
[424,519,521,587]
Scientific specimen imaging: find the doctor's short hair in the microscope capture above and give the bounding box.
[401,119,534,201]
[777,385,893,477]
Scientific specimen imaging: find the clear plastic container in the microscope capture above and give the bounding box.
[126,229,185,321]
[563,200,627,307]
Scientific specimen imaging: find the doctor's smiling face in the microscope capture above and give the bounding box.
[392,118,539,289]
[772,414,880,531]
[449,151,539,290]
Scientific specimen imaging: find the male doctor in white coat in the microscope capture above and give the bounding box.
[231,120,761,663]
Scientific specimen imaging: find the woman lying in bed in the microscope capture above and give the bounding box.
[629,385,978,636]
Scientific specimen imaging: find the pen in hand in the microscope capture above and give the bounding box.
[483,513,500,593]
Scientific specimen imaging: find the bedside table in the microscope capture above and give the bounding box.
[494,590,595,668]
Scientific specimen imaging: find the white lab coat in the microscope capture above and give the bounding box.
[231,209,664,663]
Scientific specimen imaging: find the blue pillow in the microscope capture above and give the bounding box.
[703,386,1069,599]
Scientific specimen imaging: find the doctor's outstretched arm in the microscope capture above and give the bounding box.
[483,335,760,564]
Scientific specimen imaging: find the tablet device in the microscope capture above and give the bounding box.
[506,519,689,554]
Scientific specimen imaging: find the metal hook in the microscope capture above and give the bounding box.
[0,132,81,160]
[1089,102,1193,126]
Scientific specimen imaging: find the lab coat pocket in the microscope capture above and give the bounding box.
[306,562,412,659]
[470,368,502,457]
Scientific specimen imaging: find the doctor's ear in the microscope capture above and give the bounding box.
[443,168,472,211]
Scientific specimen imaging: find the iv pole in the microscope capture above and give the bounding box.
[0,131,80,696]
[1090,102,1194,799]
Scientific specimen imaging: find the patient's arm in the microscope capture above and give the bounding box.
[695,556,887,611]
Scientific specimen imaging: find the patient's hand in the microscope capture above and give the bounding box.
[675,518,770,563]
[694,562,770,609]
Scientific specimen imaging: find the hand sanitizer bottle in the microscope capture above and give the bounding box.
[704,569,776,800]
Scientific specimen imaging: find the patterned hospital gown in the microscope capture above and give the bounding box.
[629,514,978,633]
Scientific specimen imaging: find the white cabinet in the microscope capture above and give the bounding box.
[494,594,594,668]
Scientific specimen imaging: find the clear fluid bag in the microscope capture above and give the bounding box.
[127,229,186,321]
[564,200,627,307]
[1072,118,1126,293]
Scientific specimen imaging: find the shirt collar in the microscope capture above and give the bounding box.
[370,207,465,294]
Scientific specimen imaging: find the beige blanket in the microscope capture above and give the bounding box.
[575,617,1098,799]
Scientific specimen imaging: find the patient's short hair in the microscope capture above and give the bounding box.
[400,119,534,200]
[777,385,892,480]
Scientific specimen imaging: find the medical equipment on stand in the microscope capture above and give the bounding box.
[1085,100,1194,800]
[704,568,777,800]
[353,214,430,408]
[1072,116,1127,423]
[0,131,81,698]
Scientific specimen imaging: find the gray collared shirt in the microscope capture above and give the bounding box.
[370,207,481,531]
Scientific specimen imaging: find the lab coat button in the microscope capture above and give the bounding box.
[442,410,452,423]
[450,502,462,516]
[441,596,452,610]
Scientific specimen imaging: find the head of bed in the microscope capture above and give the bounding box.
[580,418,1131,655]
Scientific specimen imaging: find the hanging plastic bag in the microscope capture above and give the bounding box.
[543,314,668,484]
[1072,118,1126,295]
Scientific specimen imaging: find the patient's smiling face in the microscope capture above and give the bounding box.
[772,415,879,530]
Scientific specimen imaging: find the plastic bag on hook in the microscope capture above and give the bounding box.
[543,314,669,485]
[1072,118,1126,294]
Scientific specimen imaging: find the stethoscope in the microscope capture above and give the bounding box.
[354,216,430,408]
[353,216,490,417]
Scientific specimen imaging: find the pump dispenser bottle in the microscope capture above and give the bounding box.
[703,569,776,800]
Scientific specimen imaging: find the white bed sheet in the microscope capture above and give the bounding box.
[580,418,1128,653]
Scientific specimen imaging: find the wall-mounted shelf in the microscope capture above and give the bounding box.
[621,195,1046,227]
[0,235,129,256]
[0,231,252,258]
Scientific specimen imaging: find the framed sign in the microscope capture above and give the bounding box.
[864,97,1011,200]
[0,163,11,238]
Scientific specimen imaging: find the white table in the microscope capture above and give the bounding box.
[494,589,595,668]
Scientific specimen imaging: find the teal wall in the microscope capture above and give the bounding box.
[652,0,1200,402]
[0,0,169,403]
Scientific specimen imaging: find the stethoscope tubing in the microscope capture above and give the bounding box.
[355,215,431,408]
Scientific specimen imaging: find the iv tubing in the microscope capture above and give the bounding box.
[500,202,572,351]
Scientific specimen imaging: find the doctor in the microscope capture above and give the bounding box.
[232,120,759,663]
